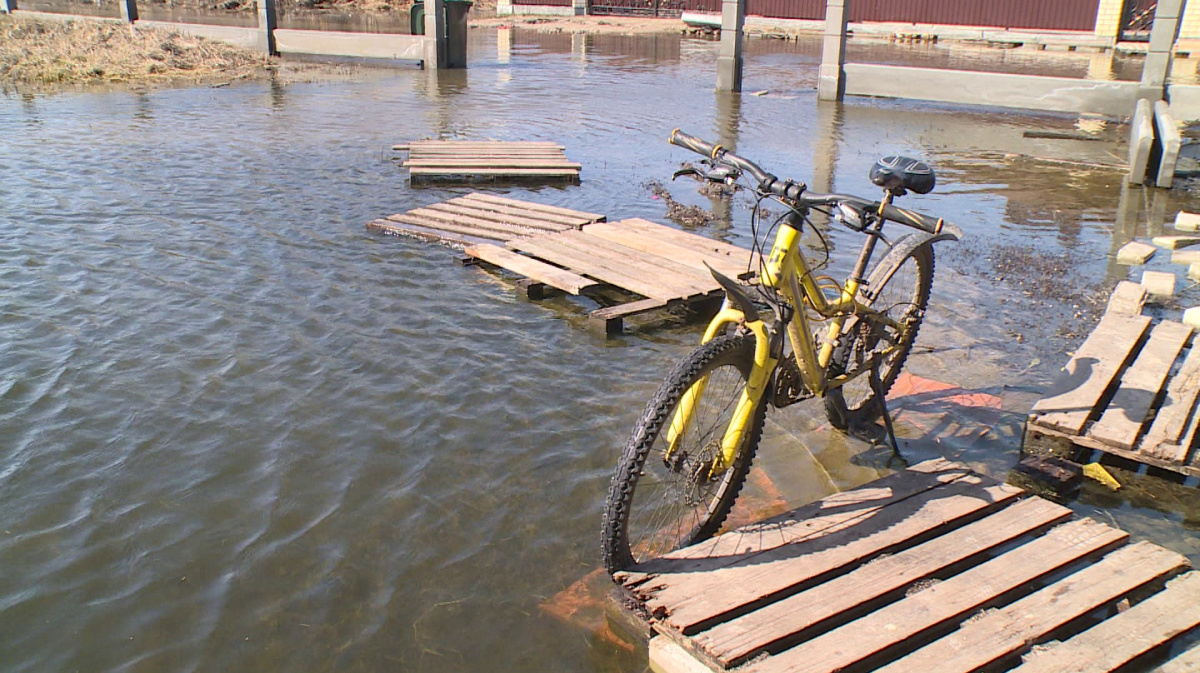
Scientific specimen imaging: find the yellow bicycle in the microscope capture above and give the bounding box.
[601,130,962,572]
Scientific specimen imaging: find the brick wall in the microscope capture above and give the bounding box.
[1093,0,1122,39]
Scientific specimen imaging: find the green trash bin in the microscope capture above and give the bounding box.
[410,1,425,35]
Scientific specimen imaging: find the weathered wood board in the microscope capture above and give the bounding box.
[1026,286,1200,478]
[623,460,1195,673]
[396,140,581,183]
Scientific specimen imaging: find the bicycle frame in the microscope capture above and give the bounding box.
[666,201,905,475]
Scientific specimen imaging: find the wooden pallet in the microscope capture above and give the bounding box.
[468,217,756,336]
[618,458,1200,673]
[366,193,605,246]
[1025,281,1200,478]
[393,140,581,183]
[368,195,756,335]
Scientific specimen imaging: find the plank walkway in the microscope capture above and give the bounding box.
[617,458,1200,673]
[369,195,756,336]
[1025,280,1200,478]
[393,140,581,183]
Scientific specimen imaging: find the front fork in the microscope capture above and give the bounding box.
[665,306,777,476]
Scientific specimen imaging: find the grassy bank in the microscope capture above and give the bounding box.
[0,14,269,88]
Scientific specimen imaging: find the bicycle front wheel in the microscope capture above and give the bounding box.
[824,244,934,430]
[601,333,766,574]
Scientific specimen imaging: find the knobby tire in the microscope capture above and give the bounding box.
[601,333,765,574]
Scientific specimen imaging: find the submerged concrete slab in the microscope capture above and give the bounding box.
[1153,235,1200,249]
[842,64,1140,117]
[1117,241,1158,265]
[1176,212,1200,232]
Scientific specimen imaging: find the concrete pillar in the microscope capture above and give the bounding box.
[257,0,278,56]
[1,0,16,13]
[715,0,744,92]
[818,0,849,101]
[1129,98,1154,185]
[119,0,137,22]
[572,0,585,16]
[424,0,447,69]
[1154,100,1182,188]
[1139,0,1184,101]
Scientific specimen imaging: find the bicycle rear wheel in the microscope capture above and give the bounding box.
[824,244,934,430]
[601,334,765,574]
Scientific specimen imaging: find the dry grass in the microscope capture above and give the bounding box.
[0,14,269,88]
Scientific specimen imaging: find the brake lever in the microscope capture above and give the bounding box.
[673,161,740,184]
[672,166,702,181]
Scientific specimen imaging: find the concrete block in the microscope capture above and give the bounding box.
[1185,306,1200,327]
[1173,249,1200,264]
[1129,98,1155,185]
[1143,270,1178,296]
[1175,211,1200,231]
[1154,100,1183,188]
[1117,241,1158,264]
[1153,235,1200,249]
[1190,263,1200,281]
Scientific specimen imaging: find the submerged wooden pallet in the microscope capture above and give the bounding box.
[368,195,755,335]
[468,217,755,336]
[393,140,581,183]
[619,458,1200,673]
[1025,281,1200,478]
[366,192,605,246]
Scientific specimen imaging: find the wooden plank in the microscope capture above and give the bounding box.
[387,211,534,240]
[1025,422,1200,479]
[743,518,1130,673]
[583,221,752,279]
[409,167,580,177]
[367,218,500,244]
[619,218,756,261]
[404,159,583,169]
[421,202,573,232]
[620,459,975,579]
[650,637,715,673]
[590,297,672,321]
[1106,280,1147,316]
[1153,235,1200,250]
[1089,320,1192,449]
[1160,638,1200,673]
[1143,270,1178,297]
[1142,344,1200,460]
[508,237,678,302]
[461,193,605,222]
[1005,570,1200,673]
[464,244,599,295]
[406,141,565,147]
[1030,313,1153,435]
[876,542,1191,673]
[638,477,1021,636]
[446,196,595,228]
[544,232,713,299]
[1171,249,1200,265]
[695,497,1073,668]
[367,219,478,246]
[557,230,718,292]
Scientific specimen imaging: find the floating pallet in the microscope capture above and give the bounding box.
[468,217,756,336]
[369,195,756,335]
[617,458,1200,673]
[1025,280,1200,478]
[366,193,605,246]
[393,140,581,183]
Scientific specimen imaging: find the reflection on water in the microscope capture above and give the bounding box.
[2,27,1200,673]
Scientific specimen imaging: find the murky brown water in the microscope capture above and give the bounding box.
[4,26,1200,672]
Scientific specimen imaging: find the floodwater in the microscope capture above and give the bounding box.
[3,27,1200,672]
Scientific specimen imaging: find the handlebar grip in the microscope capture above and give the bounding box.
[669,129,720,159]
[881,203,944,235]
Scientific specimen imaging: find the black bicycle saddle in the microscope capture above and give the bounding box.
[869,156,936,196]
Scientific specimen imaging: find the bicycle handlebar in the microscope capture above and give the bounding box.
[668,129,956,237]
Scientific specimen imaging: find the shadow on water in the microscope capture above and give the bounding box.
[5,26,1200,673]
